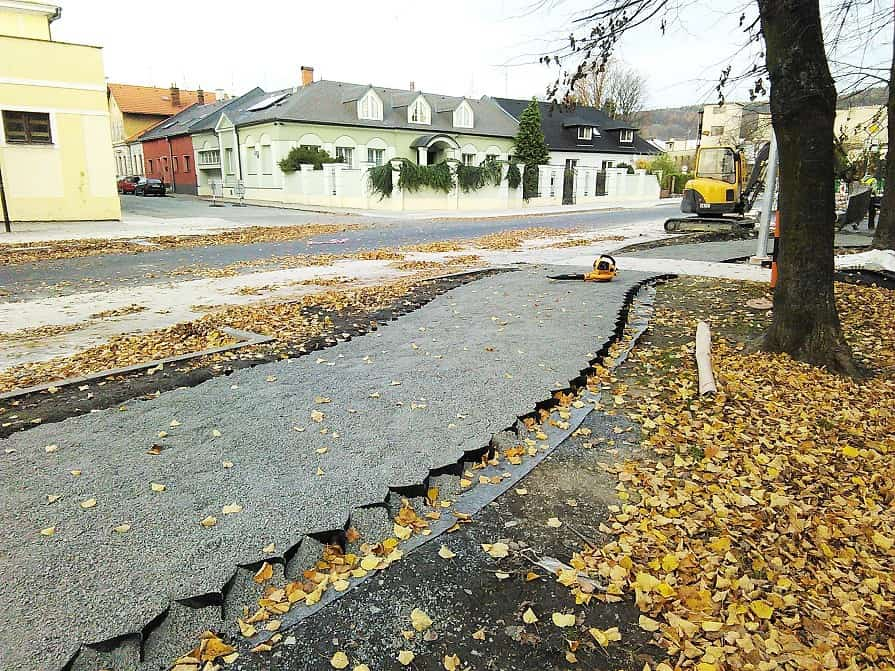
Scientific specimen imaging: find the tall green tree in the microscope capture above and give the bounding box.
[512,99,550,199]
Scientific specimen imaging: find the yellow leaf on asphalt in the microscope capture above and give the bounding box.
[397,650,415,666]
[46,494,61,504]
[589,626,621,647]
[353,666,370,671]
[199,516,217,527]
[360,555,379,571]
[222,460,234,468]
[113,524,131,533]
[330,651,349,669]
[44,444,58,453]
[80,498,96,509]
[547,517,563,528]
[333,579,350,592]
[443,653,461,670]
[40,526,55,536]
[222,503,242,515]
[552,612,576,627]
[70,470,81,476]
[150,482,166,492]
[515,488,528,495]
[482,542,509,558]
[310,410,325,422]
[472,628,486,640]
[522,608,538,624]
[222,651,239,663]
[411,608,432,631]
[237,619,256,638]
[265,620,281,632]
[254,562,273,583]
[438,545,456,559]
[394,523,412,540]
[638,615,661,632]
[262,543,275,553]
[314,396,332,404]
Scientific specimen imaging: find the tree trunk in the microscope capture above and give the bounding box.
[758,0,858,376]
[871,21,895,250]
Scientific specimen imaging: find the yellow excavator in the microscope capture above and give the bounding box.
[664,142,770,233]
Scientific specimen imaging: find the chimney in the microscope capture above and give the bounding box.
[301,66,314,87]
[197,88,205,105]
[409,81,415,92]
[170,84,181,107]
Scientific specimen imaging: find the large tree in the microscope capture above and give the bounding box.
[871,22,894,251]
[757,0,856,375]
[572,58,647,122]
[513,99,551,199]
[548,0,863,375]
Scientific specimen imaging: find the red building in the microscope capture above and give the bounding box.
[139,99,224,194]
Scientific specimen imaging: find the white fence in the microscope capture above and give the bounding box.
[248,160,524,212]
[530,165,660,206]
[205,162,659,212]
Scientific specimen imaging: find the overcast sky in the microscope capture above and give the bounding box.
[56,0,889,110]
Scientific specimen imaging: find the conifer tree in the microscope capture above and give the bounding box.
[512,99,550,198]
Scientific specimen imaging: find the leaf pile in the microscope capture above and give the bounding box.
[0,224,356,266]
[559,281,895,670]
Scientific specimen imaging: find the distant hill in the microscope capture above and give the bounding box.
[637,105,701,141]
[639,86,887,141]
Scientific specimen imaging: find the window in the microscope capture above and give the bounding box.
[335,146,354,166]
[225,148,234,174]
[198,149,220,166]
[246,147,257,174]
[696,147,737,184]
[619,129,633,143]
[461,153,476,166]
[409,97,431,124]
[453,103,473,128]
[172,156,179,173]
[2,110,52,144]
[711,125,724,136]
[577,127,593,141]
[183,155,190,173]
[565,158,578,171]
[148,159,154,172]
[485,153,498,163]
[261,145,273,174]
[368,148,385,166]
[358,92,383,120]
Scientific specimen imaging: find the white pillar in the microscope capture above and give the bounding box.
[417,147,428,165]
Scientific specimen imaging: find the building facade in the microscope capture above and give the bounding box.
[192,70,518,203]
[835,105,887,159]
[492,97,658,171]
[108,83,214,178]
[0,0,120,221]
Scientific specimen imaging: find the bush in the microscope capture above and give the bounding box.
[278,146,336,172]
[367,163,393,199]
[522,164,540,200]
[507,161,521,189]
[616,162,636,175]
[456,158,502,193]
[673,173,694,193]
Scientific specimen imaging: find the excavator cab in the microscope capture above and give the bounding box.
[681,147,746,216]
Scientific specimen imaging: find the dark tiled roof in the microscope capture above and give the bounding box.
[231,80,519,138]
[138,88,267,141]
[189,88,268,133]
[492,97,658,156]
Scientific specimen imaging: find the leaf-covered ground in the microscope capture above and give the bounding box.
[565,277,895,670]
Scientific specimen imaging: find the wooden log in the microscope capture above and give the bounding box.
[695,321,717,396]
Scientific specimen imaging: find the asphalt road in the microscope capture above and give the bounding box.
[0,196,677,301]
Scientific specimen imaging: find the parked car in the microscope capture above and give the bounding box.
[117,176,140,194]
[134,177,166,196]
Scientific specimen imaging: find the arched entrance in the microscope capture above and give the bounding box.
[410,134,460,165]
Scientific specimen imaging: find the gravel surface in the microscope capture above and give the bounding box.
[0,266,656,671]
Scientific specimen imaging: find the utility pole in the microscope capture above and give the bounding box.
[752,131,779,262]
[0,158,10,233]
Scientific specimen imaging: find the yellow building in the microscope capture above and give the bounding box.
[0,0,120,222]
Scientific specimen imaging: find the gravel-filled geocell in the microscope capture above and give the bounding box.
[0,265,659,671]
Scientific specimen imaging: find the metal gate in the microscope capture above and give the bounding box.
[595,170,607,197]
[562,169,576,205]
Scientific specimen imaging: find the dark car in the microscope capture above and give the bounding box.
[117,176,140,194]
[134,177,166,196]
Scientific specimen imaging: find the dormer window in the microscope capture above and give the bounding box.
[620,129,633,143]
[577,127,593,141]
[409,96,431,125]
[358,90,383,121]
[453,102,474,128]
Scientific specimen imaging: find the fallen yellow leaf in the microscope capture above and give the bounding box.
[80,498,96,509]
[411,608,432,632]
[199,516,217,528]
[254,562,273,584]
[551,612,576,627]
[330,651,350,669]
[438,545,456,559]
[522,608,538,624]
[397,650,415,666]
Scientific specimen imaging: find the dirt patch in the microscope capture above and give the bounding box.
[615,229,756,255]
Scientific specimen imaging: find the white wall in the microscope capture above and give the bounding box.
[528,165,659,207]
[549,150,653,169]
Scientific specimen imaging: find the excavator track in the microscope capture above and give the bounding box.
[664,217,755,234]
